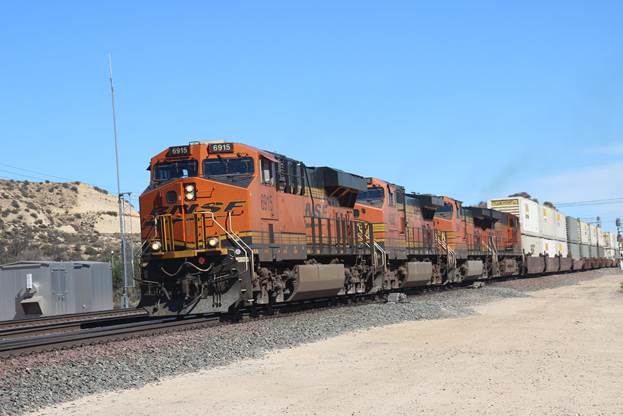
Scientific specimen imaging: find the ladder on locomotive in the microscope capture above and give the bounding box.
[487,234,500,277]
[435,232,456,279]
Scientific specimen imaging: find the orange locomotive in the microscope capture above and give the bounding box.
[138,141,522,316]
[140,141,381,315]
[354,179,523,287]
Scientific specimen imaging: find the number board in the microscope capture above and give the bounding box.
[166,146,190,157]
[208,143,234,154]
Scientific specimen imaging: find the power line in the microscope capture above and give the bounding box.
[0,162,70,181]
[0,168,50,181]
[556,197,623,208]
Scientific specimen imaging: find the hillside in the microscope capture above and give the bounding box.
[0,179,140,264]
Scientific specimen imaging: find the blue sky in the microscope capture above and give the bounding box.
[0,1,621,231]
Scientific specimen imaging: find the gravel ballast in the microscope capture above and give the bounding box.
[0,269,617,415]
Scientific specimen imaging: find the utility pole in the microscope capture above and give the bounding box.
[108,54,130,309]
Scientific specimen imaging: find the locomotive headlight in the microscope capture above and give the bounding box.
[184,184,196,201]
[151,240,162,251]
[208,237,219,247]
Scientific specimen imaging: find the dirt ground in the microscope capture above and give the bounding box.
[33,273,623,416]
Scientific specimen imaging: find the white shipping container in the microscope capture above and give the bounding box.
[597,228,607,247]
[554,240,568,257]
[565,216,580,243]
[588,224,598,245]
[539,205,557,239]
[603,231,612,248]
[610,233,618,249]
[554,210,567,242]
[579,221,590,244]
[488,197,540,236]
[521,235,546,256]
[543,238,560,257]
[522,237,560,257]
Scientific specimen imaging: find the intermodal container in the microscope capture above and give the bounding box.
[539,205,557,239]
[568,243,580,260]
[488,197,540,236]
[566,217,580,243]
[579,221,591,245]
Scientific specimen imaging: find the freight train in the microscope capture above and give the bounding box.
[138,141,620,315]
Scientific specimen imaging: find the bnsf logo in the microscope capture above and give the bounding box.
[149,201,245,216]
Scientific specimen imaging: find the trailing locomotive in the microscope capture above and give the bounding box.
[138,141,617,316]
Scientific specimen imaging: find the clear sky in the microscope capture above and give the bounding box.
[0,1,621,231]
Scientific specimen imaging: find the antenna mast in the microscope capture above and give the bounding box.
[108,54,130,309]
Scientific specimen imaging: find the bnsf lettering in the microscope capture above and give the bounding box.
[149,201,245,216]
[260,194,273,212]
[304,203,345,219]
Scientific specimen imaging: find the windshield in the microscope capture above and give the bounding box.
[153,160,198,182]
[203,157,255,176]
[356,187,385,208]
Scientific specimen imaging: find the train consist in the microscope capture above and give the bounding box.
[138,141,621,315]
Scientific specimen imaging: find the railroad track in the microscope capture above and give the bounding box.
[0,308,148,331]
[0,270,603,358]
[0,312,152,341]
[0,314,224,358]
[0,294,389,358]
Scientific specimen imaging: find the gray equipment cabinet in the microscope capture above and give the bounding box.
[0,261,113,321]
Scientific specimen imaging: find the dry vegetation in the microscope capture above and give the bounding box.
[0,179,140,265]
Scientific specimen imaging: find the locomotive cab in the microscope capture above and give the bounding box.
[139,141,275,315]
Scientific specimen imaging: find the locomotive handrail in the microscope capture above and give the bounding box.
[208,211,254,277]
[372,241,387,272]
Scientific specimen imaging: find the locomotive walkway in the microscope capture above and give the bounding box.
[30,271,623,416]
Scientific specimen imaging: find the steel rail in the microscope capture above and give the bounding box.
[0,269,610,358]
[0,313,153,341]
[0,315,222,358]
[0,308,147,330]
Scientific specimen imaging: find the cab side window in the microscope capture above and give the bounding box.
[388,188,395,207]
[260,157,275,186]
[435,203,454,220]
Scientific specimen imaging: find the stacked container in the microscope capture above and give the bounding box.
[597,228,606,258]
[603,231,613,259]
[579,221,591,258]
[487,197,568,257]
[566,216,581,260]
[588,224,598,258]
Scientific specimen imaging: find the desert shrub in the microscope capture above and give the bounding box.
[84,246,98,255]
[70,186,78,192]
[94,186,110,195]
[29,212,37,219]
[10,201,19,208]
